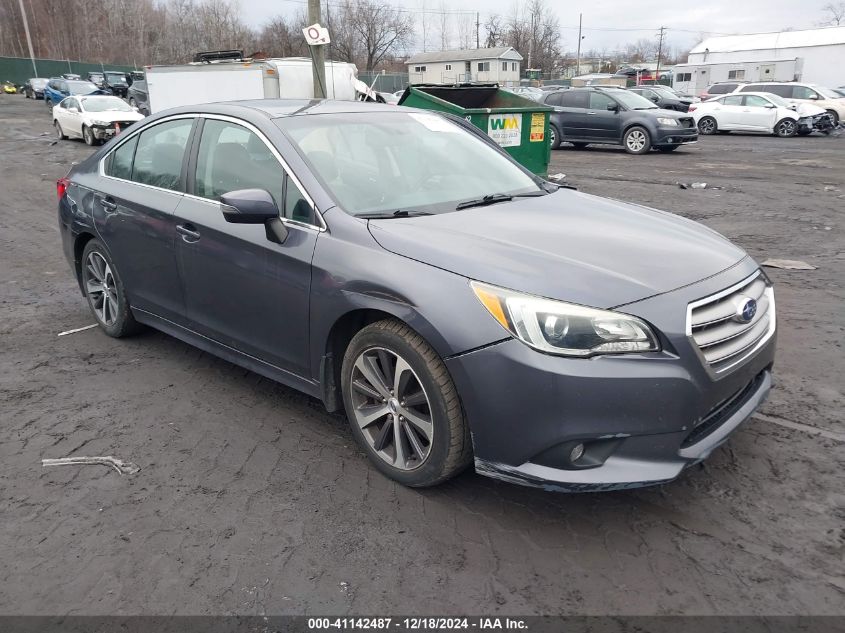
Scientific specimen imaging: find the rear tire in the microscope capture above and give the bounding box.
[549,124,561,150]
[623,125,651,154]
[341,319,472,487]
[80,239,143,338]
[698,116,717,135]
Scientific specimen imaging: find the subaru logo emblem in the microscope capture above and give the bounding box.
[734,297,757,323]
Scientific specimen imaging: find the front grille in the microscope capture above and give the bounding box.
[687,272,775,374]
[681,370,766,448]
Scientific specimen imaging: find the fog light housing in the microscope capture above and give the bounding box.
[569,443,585,463]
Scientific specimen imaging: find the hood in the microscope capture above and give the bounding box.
[367,190,747,309]
[83,110,144,123]
[795,102,825,116]
[649,107,690,119]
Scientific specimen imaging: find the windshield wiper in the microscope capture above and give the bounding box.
[455,191,547,211]
[357,209,433,219]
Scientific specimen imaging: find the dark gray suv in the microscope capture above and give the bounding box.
[543,87,698,153]
[57,100,774,491]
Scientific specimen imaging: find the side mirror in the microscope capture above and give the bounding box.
[131,106,139,112]
[220,189,288,244]
[606,103,619,111]
[764,103,776,109]
[808,94,819,100]
[651,96,659,103]
[68,106,79,113]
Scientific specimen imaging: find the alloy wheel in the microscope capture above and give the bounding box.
[85,251,119,326]
[626,129,647,152]
[777,120,796,137]
[349,347,433,470]
[699,118,716,134]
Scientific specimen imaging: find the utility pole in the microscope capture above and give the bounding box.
[308,0,327,98]
[575,13,583,78]
[476,12,480,49]
[655,26,667,85]
[16,0,38,77]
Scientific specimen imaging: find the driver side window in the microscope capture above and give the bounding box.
[744,95,770,107]
[792,86,817,100]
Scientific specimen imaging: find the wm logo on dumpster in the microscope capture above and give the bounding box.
[488,114,522,147]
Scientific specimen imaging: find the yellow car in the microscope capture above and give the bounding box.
[2,82,18,94]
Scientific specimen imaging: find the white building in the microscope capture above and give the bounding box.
[406,47,523,86]
[673,26,845,95]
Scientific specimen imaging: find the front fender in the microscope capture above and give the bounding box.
[308,212,511,384]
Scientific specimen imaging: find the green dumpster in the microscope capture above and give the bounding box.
[398,84,553,177]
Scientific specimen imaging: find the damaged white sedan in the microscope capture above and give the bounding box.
[691,92,834,137]
[53,95,144,146]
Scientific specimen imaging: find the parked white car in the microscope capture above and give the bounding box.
[52,95,144,145]
[734,82,845,126]
[690,92,819,137]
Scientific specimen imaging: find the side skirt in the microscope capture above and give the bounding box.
[133,308,323,402]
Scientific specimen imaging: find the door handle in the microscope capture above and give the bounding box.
[586,111,597,115]
[176,224,201,242]
[101,197,117,211]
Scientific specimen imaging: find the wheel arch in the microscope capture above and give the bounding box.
[72,231,98,294]
[319,307,440,413]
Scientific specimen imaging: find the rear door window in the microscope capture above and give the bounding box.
[106,135,139,180]
[130,118,194,191]
[545,92,564,106]
[560,91,589,108]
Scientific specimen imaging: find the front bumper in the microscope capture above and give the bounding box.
[655,126,698,145]
[446,263,776,491]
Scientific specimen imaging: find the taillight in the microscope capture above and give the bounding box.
[57,177,70,199]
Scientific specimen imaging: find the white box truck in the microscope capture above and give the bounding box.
[145,56,376,114]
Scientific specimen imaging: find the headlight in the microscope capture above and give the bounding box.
[471,281,659,357]
[657,117,679,126]
[91,120,110,126]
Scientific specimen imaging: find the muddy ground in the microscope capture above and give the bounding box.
[0,94,843,616]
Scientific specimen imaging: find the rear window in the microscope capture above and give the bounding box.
[709,84,737,94]
[743,84,792,98]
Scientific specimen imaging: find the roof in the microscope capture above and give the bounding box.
[691,26,845,54]
[406,47,522,64]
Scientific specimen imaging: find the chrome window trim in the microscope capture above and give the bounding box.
[97,112,326,231]
[685,270,776,378]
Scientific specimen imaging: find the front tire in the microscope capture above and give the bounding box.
[623,125,651,154]
[698,116,717,135]
[80,239,142,338]
[54,120,67,140]
[82,125,97,146]
[341,319,472,487]
[826,110,839,126]
[774,118,797,137]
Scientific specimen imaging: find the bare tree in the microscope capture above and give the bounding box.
[819,2,845,25]
[351,0,414,71]
[484,14,504,48]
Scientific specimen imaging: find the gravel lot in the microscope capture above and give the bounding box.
[1,94,843,616]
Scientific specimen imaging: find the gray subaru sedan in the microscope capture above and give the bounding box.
[58,100,776,490]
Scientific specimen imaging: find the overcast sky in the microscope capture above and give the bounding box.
[239,0,830,54]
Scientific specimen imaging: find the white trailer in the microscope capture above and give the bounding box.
[145,57,374,114]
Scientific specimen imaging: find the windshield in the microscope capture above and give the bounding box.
[652,86,679,96]
[761,93,791,108]
[79,96,133,112]
[89,73,103,80]
[278,112,542,217]
[812,85,841,99]
[611,90,658,110]
[105,72,127,83]
[67,80,98,94]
